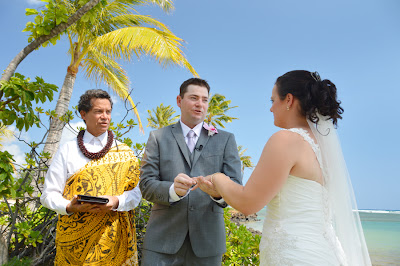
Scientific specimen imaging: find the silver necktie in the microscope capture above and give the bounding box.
[187,130,196,153]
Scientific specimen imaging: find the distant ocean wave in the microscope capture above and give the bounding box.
[359,209,400,213]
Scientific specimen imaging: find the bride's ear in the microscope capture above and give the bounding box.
[285,93,294,107]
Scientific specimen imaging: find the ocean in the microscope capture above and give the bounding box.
[244,208,400,266]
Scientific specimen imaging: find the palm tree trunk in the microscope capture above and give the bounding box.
[42,68,77,161]
[0,235,7,265]
[34,69,77,201]
[0,0,101,84]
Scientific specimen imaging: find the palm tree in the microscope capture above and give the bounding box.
[238,145,254,173]
[43,0,198,159]
[147,103,180,129]
[205,94,238,128]
[0,0,102,84]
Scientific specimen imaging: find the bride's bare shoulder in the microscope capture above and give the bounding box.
[257,130,302,166]
[269,129,304,144]
[262,130,306,155]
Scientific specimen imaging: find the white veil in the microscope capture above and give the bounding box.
[307,113,371,266]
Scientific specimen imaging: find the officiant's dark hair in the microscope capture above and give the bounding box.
[179,78,210,98]
[78,89,113,113]
[275,70,343,126]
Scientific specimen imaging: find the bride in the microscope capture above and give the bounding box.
[194,70,371,265]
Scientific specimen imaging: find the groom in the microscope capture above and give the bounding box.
[139,78,242,265]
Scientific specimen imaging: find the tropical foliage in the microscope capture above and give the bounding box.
[0,74,59,265]
[0,73,57,132]
[238,145,255,173]
[23,0,77,47]
[147,103,180,129]
[1,0,102,84]
[205,93,238,128]
[223,208,261,265]
[0,72,57,200]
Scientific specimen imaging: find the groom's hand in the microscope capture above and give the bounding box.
[174,173,196,197]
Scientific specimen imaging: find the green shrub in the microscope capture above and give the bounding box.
[223,208,261,265]
[134,199,152,261]
[2,256,31,266]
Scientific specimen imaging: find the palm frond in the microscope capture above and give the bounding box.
[238,145,254,172]
[105,0,142,14]
[106,14,173,34]
[82,50,130,88]
[91,27,198,76]
[0,124,13,148]
[147,103,179,129]
[206,94,238,128]
[81,50,143,132]
[145,0,174,13]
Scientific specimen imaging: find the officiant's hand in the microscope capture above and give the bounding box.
[95,195,119,212]
[66,195,101,213]
[66,195,119,213]
[192,176,221,198]
[174,173,197,197]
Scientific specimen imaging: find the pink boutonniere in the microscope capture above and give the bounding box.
[203,123,218,136]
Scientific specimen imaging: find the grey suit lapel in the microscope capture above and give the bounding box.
[171,122,192,168]
[192,127,210,168]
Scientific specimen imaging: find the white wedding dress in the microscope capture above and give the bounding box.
[259,128,348,265]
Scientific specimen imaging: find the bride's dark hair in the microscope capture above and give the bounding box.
[275,70,343,126]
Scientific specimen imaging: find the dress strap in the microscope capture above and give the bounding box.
[283,128,323,171]
[285,128,317,152]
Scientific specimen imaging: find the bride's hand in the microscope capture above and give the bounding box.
[192,176,221,198]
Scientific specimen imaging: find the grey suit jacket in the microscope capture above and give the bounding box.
[139,122,242,257]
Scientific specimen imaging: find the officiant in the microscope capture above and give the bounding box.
[40,89,142,265]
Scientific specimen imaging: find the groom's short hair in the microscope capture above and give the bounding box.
[179,78,210,98]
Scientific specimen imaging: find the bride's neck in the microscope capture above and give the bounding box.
[284,116,310,131]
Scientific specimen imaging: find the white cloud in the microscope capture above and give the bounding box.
[6,126,31,143]
[111,95,119,105]
[0,126,33,168]
[60,122,86,146]
[26,0,42,5]
[1,143,26,168]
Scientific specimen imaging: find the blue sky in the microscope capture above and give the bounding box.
[1,0,399,210]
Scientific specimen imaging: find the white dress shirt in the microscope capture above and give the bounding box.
[169,121,224,204]
[40,130,142,215]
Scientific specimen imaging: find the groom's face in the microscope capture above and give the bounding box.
[177,84,209,129]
